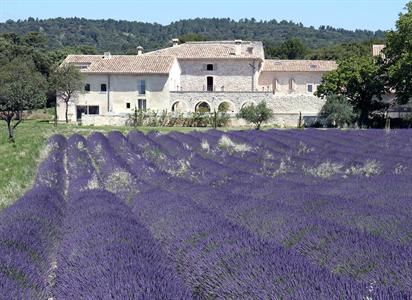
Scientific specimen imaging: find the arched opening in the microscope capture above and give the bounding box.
[195,101,211,113]
[218,101,235,113]
[171,101,187,113]
[241,101,256,109]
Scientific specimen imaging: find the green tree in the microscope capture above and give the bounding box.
[267,38,308,59]
[237,101,273,130]
[316,56,386,127]
[320,94,355,127]
[383,2,412,104]
[0,59,46,141]
[179,33,209,43]
[50,63,84,124]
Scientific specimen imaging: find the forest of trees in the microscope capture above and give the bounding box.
[0,17,386,59]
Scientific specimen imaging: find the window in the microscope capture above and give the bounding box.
[138,80,146,95]
[100,84,107,92]
[84,83,90,92]
[206,64,214,71]
[138,99,146,110]
[126,102,131,109]
[307,84,313,93]
[206,76,214,91]
[88,106,99,115]
[76,105,99,121]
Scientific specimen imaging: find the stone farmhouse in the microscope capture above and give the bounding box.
[57,39,338,126]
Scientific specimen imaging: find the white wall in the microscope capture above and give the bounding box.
[258,71,325,95]
[57,74,109,122]
[57,73,174,122]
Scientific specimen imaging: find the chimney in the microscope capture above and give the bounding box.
[136,46,144,55]
[172,38,179,47]
[234,40,242,56]
[103,52,112,59]
[372,44,385,58]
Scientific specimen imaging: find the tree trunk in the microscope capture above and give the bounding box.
[359,108,369,128]
[54,100,58,127]
[65,101,69,123]
[256,122,261,130]
[7,119,14,143]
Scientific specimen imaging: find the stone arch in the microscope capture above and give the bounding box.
[240,100,257,109]
[171,100,188,113]
[195,101,212,113]
[217,101,236,113]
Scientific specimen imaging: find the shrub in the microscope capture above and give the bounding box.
[320,94,355,128]
[237,101,273,130]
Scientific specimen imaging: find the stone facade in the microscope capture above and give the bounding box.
[170,91,272,113]
[57,61,180,122]
[178,59,260,92]
[58,40,337,126]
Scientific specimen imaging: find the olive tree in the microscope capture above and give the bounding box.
[0,59,46,142]
[237,101,273,130]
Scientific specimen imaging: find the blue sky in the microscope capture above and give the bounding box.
[0,0,408,31]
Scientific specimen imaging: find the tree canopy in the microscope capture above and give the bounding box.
[0,17,385,56]
[237,101,273,130]
[50,63,85,123]
[0,59,46,141]
[320,94,355,127]
[266,38,308,59]
[383,1,412,104]
[316,56,386,126]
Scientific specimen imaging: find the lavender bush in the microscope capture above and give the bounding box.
[1,129,412,298]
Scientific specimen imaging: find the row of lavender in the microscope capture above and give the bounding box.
[1,129,411,298]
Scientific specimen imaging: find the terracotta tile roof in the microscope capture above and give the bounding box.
[64,55,103,64]
[144,41,265,60]
[262,60,337,72]
[63,55,176,74]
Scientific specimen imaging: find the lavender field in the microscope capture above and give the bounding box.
[1,129,412,299]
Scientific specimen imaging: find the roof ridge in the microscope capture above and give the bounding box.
[185,40,257,44]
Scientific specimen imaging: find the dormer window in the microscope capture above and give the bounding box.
[206,64,214,71]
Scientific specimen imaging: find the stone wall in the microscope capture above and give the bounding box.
[170,92,325,114]
[81,114,128,126]
[179,59,259,92]
[170,91,272,113]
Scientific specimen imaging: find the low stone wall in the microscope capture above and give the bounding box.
[170,91,273,113]
[81,114,128,126]
[270,95,325,114]
[170,92,325,115]
[80,110,320,128]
